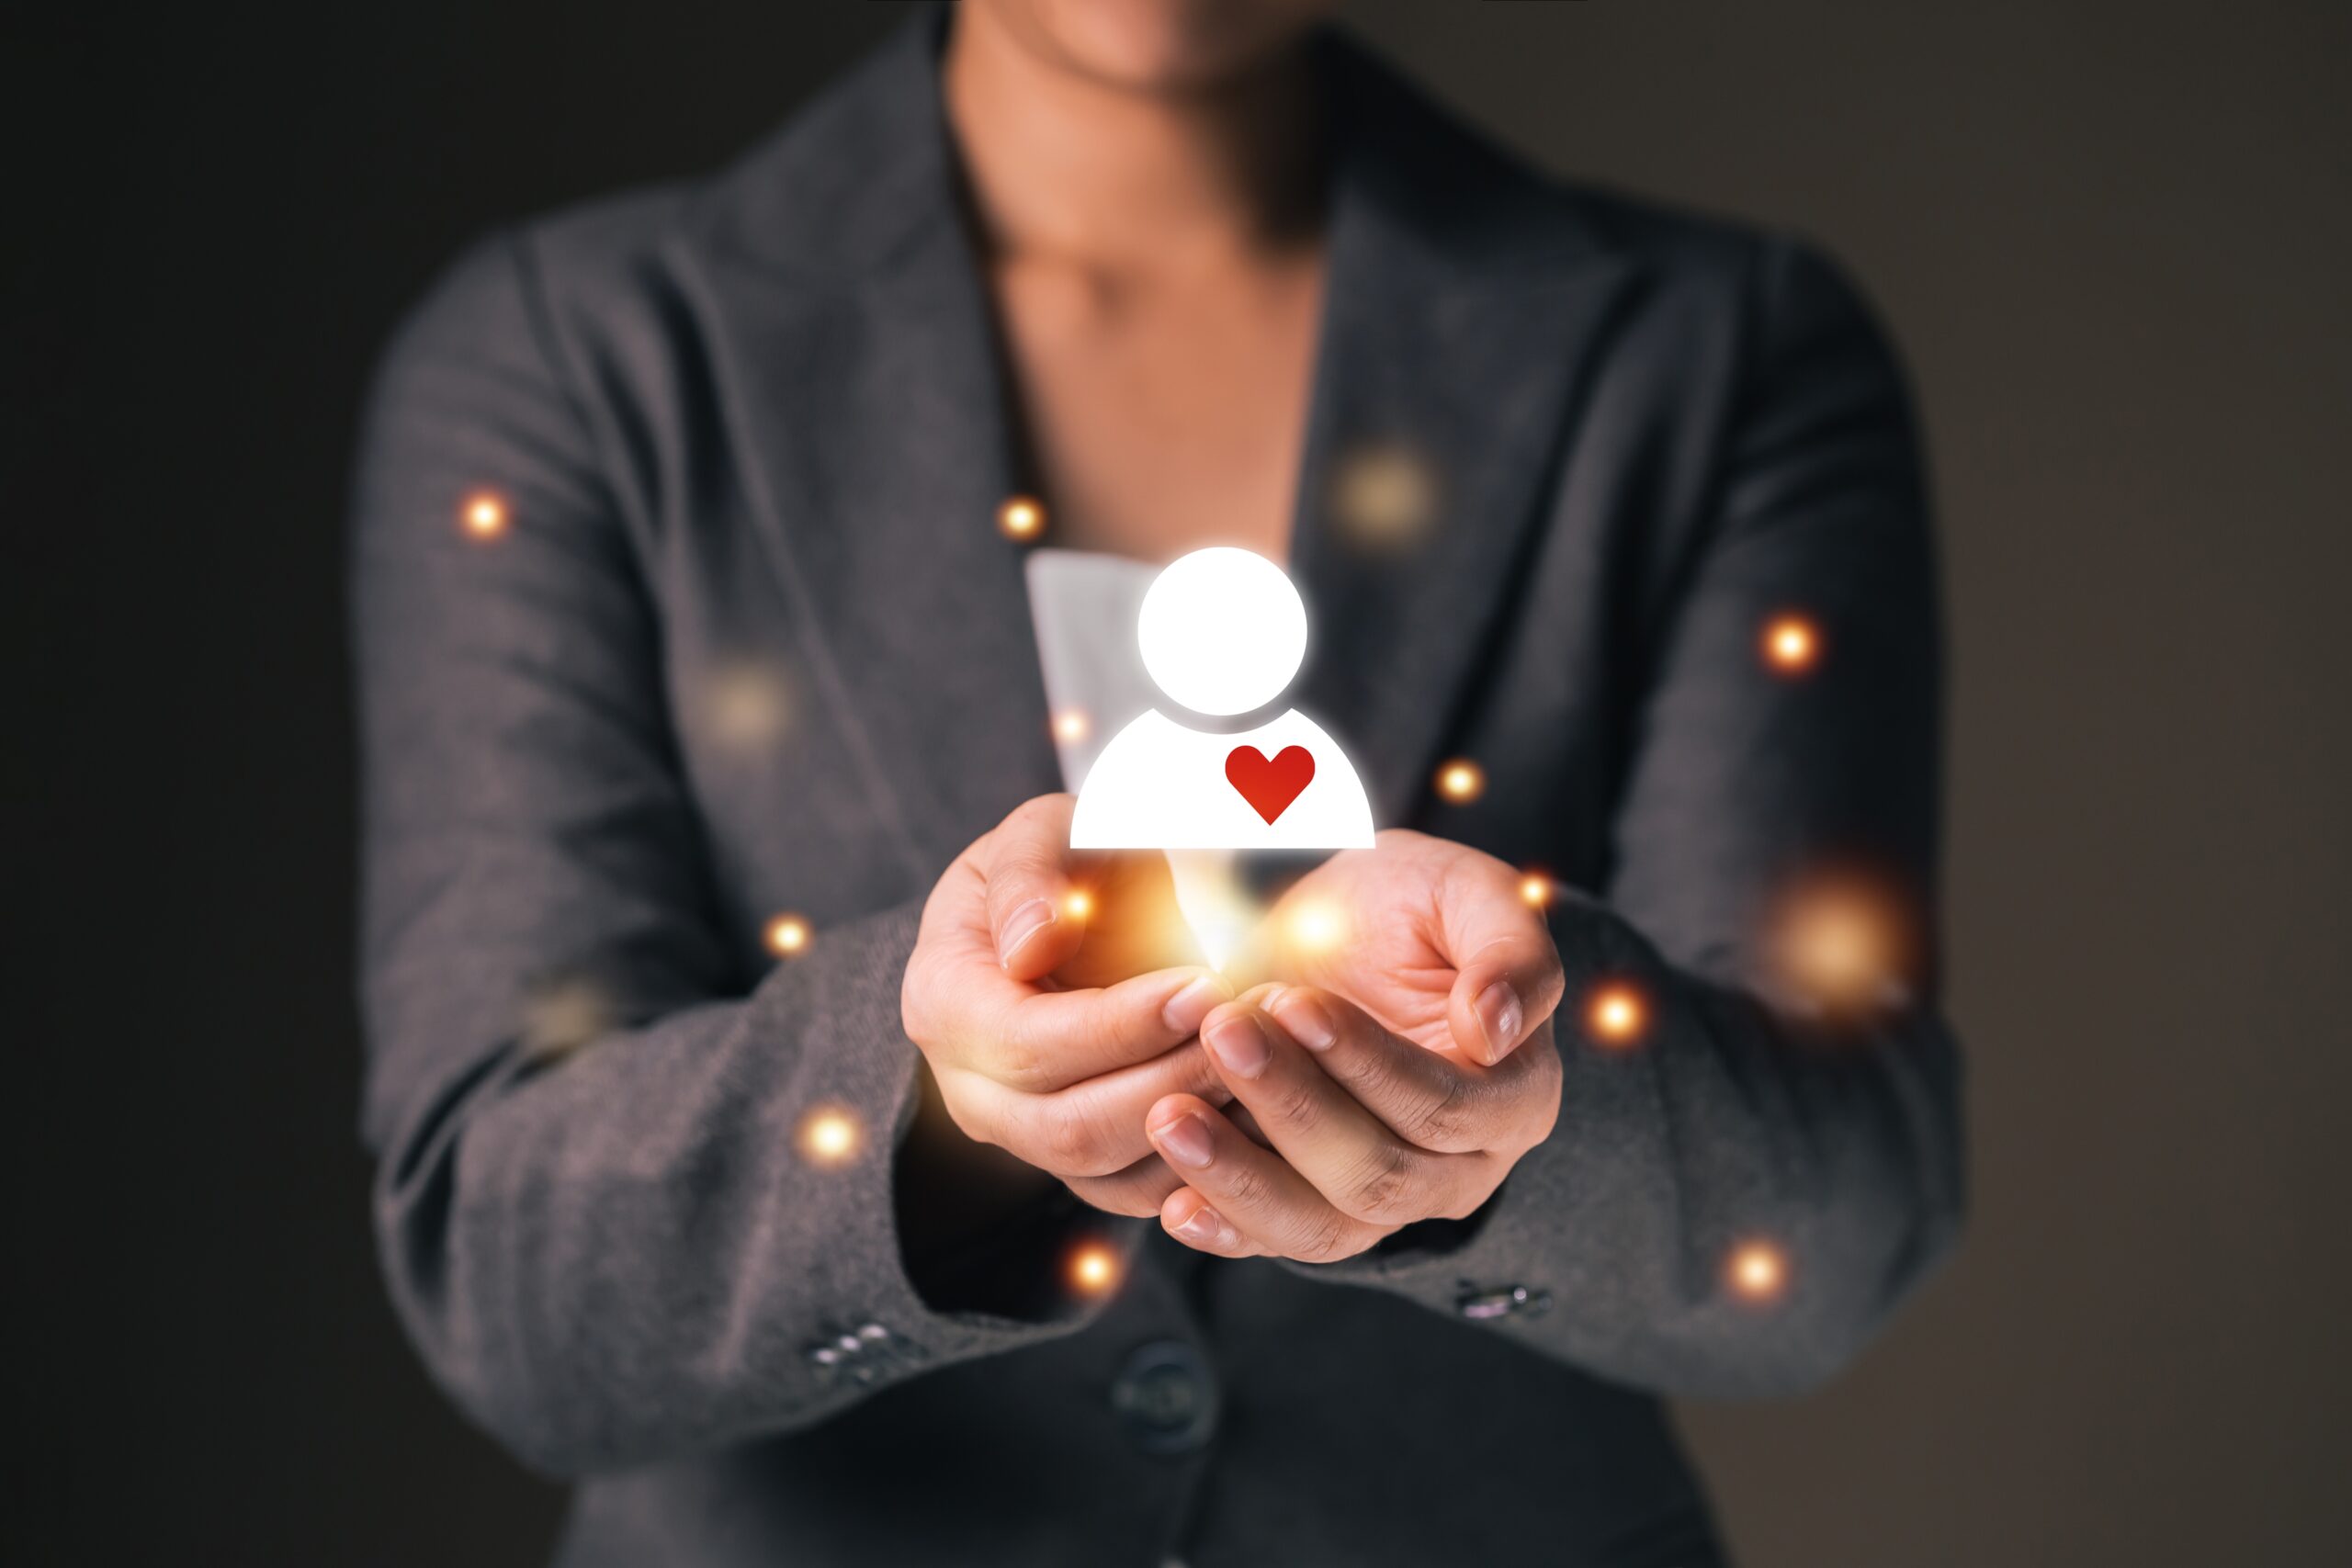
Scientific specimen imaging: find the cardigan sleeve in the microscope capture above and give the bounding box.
[349,231,1110,1477]
[1293,239,1964,1398]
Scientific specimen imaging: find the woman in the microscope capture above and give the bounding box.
[351,2,1962,1563]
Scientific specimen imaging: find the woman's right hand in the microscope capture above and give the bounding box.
[901,795,1236,1215]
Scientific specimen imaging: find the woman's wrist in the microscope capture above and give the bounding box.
[893,1059,1081,1316]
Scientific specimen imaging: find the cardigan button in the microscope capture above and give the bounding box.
[1109,1340,1218,1456]
[1455,1283,1552,1321]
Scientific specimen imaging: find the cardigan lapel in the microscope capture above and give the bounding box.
[688,15,1062,874]
[1285,40,1645,829]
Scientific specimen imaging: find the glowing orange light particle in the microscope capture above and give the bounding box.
[998,496,1046,541]
[764,913,812,958]
[797,1107,862,1167]
[1770,877,1910,1013]
[520,976,615,1059]
[1068,1241,1122,1296]
[1728,1241,1788,1303]
[1283,897,1348,955]
[1053,708,1091,744]
[704,663,791,747]
[1585,982,1648,1048]
[1520,872,1555,909]
[1062,889,1094,921]
[462,491,508,540]
[1329,444,1438,548]
[1435,760,1486,804]
[1762,615,1821,674]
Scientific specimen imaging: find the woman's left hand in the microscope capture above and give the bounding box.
[1146,832,1567,1261]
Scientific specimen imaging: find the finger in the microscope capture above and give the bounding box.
[990,964,1233,1091]
[1066,1154,1188,1219]
[1263,985,1558,1156]
[1157,1186,1268,1258]
[981,795,1087,979]
[1196,999,1487,1227]
[1146,1094,1387,1263]
[1436,861,1568,1065]
[970,1040,1232,1179]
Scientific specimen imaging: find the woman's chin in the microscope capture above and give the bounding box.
[1015,0,1331,95]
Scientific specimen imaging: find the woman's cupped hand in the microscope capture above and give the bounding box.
[902,800,1564,1255]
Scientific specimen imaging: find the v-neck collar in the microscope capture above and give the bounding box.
[684,6,1647,869]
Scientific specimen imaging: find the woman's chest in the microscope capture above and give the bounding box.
[988,250,1325,563]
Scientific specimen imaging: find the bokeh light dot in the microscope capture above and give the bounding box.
[1435,760,1486,804]
[765,913,812,958]
[797,1107,862,1168]
[1769,877,1910,1013]
[1284,897,1348,954]
[1068,1241,1122,1295]
[703,663,791,748]
[1585,982,1648,1048]
[1762,615,1822,675]
[998,495,1046,541]
[520,976,615,1059]
[1729,1240,1788,1303]
[462,491,508,540]
[1329,444,1438,548]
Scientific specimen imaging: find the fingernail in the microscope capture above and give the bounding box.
[996,897,1055,968]
[1151,1111,1215,1169]
[1476,980,1523,1063]
[1174,1203,1236,1248]
[1204,1011,1272,1079]
[1161,973,1233,1034]
[1269,989,1338,1051]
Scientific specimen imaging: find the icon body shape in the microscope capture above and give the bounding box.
[1069,547,1375,851]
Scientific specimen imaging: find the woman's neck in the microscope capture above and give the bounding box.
[943,4,1327,274]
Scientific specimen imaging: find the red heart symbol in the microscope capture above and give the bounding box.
[1225,745,1316,825]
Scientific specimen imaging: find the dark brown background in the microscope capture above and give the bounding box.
[8,2,2346,1563]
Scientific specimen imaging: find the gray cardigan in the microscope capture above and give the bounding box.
[351,11,1962,1565]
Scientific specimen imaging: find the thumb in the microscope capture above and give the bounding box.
[982,795,1089,981]
[1440,863,1567,1066]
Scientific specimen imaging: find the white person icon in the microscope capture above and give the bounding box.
[1069,547,1375,852]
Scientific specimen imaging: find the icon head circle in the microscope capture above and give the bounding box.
[1136,547,1307,716]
